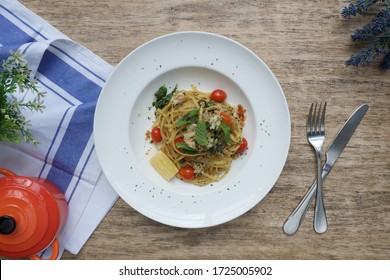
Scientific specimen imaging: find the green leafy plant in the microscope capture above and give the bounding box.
[342,0,390,69]
[0,50,45,144]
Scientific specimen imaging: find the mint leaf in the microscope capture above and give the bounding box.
[175,118,189,127]
[176,142,198,154]
[195,120,208,147]
[175,109,199,127]
[219,122,231,143]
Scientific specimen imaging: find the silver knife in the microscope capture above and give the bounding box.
[283,103,369,235]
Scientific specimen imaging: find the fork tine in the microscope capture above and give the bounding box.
[320,102,327,133]
[307,103,314,134]
[316,103,322,134]
[314,103,319,133]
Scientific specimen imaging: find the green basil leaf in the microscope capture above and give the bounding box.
[176,142,198,154]
[175,118,189,127]
[195,120,208,147]
[219,122,231,143]
[175,109,199,127]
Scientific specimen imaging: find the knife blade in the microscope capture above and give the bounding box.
[283,103,369,235]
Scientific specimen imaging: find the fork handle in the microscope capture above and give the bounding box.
[283,169,329,235]
[314,194,328,233]
[314,153,328,234]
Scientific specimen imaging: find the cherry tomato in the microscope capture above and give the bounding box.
[174,137,185,144]
[220,112,233,126]
[210,89,227,103]
[151,127,162,143]
[237,137,248,153]
[179,166,195,180]
[174,137,185,152]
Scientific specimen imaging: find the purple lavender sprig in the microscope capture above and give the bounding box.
[351,9,390,41]
[346,36,390,66]
[342,1,390,70]
[341,0,380,18]
[380,52,390,69]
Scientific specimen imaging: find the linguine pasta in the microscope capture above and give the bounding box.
[150,85,247,186]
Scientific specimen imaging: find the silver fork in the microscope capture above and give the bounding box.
[307,102,328,233]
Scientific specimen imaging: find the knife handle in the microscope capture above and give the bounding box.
[283,170,328,235]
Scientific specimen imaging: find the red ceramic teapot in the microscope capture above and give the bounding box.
[0,168,68,260]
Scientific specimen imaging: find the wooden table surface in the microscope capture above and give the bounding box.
[17,0,390,260]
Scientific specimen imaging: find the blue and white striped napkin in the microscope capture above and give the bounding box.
[0,0,118,257]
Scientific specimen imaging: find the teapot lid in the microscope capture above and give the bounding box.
[0,174,60,258]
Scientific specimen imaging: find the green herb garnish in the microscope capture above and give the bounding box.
[195,120,208,147]
[154,85,167,100]
[152,84,177,109]
[176,142,198,154]
[219,122,231,143]
[175,109,199,127]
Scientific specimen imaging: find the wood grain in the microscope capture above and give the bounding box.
[10,0,390,259]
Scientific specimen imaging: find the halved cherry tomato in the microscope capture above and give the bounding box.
[174,137,185,145]
[179,166,195,180]
[210,89,227,103]
[220,112,233,126]
[174,137,185,152]
[151,127,162,143]
[237,137,248,153]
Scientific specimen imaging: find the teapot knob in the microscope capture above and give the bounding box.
[0,216,16,235]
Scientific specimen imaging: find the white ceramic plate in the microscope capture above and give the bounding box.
[94,31,290,228]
